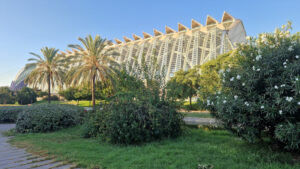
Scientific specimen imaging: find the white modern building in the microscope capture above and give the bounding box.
[11,12,246,90]
[108,11,246,81]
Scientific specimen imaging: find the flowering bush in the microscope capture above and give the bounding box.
[206,23,300,150]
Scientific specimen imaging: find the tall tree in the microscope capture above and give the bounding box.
[166,69,200,109]
[25,47,66,103]
[67,35,118,110]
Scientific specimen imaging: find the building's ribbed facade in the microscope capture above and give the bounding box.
[109,12,246,81]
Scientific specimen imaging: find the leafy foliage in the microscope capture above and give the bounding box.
[197,52,236,101]
[16,104,85,133]
[166,69,200,109]
[206,23,300,150]
[82,95,183,144]
[59,82,113,103]
[16,87,37,105]
[42,95,59,101]
[66,35,119,109]
[35,90,48,97]
[0,86,16,104]
[82,63,183,144]
[25,47,66,103]
[0,106,28,123]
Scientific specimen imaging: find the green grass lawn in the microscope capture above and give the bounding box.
[10,126,299,169]
[32,100,103,107]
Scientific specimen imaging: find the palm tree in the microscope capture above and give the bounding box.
[66,35,118,110]
[25,47,66,103]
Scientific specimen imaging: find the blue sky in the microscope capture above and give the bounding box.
[0,0,299,86]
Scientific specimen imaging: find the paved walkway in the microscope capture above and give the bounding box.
[183,117,220,126]
[0,124,75,169]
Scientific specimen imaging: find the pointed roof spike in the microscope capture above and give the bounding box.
[115,38,123,44]
[178,23,188,31]
[143,32,152,39]
[123,36,132,43]
[165,26,176,34]
[132,34,142,40]
[222,11,235,23]
[206,15,219,26]
[153,29,163,36]
[191,19,203,29]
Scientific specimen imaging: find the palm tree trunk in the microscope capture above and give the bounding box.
[48,75,51,104]
[92,74,96,111]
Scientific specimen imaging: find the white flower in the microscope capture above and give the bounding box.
[244,102,249,106]
[274,85,278,89]
[288,46,293,51]
[223,100,227,104]
[207,100,211,106]
[296,77,299,81]
[218,91,221,94]
[242,83,245,86]
[226,68,231,72]
[286,97,293,102]
[296,55,299,59]
[284,65,287,68]
[252,66,256,71]
[280,84,286,87]
[234,95,238,100]
[261,105,264,109]
[258,49,262,54]
[283,62,287,65]
[236,75,241,80]
[256,55,262,61]
[279,110,282,115]
[230,77,235,81]
[256,68,261,72]
[298,102,300,105]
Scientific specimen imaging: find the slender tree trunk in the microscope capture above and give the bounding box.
[92,74,96,111]
[48,75,51,104]
[189,96,192,111]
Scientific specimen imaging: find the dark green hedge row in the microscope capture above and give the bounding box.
[0,106,28,123]
[16,104,85,133]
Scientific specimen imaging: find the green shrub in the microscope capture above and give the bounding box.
[82,98,183,144]
[0,87,15,104]
[275,122,300,150]
[206,23,300,150]
[0,106,28,123]
[17,87,37,105]
[16,104,85,133]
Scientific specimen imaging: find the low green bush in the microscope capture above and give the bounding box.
[82,98,183,144]
[0,106,28,123]
[16,104,85,133]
